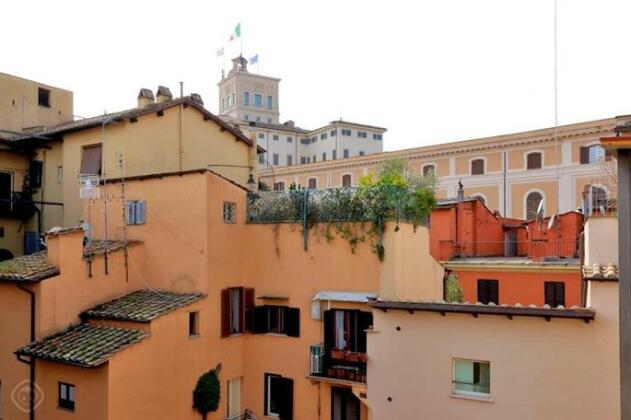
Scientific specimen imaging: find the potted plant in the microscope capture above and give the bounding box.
[330,349,345,360]
[327,368,336,378]
[348,370,356,382]
[358,353,368,363]
[346,352,360,362]
[336,368,347,380]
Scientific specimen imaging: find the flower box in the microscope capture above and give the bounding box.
[330,350,346,360]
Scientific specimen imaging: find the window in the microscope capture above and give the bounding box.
[544,282,565,307]
[306,157,311,163]
[332,387,360,420]
[258,133,265,139]
[453,359,490,397]
[255,94,263,107]
[228,378,242,418]
[57,166,63,183]
[330,130,337,137]
[300,157,306,164]
[189,311,199,336]
[591,186,607,211]
[526,152,542,170]
[321,133,328,140]
[312,136,318,143]
[342,174,352,187]
[526,191,543,220]
[221,287,254,336]
[341,129,352,136]
[332,150,337,160]
[471,159,484,175]
[125,200,146,225]
[80,144,102,175]
[273,154,279,166]
[256,117,261,122]
[322,152,327,162]
[0,172,11,214]
[357,131,367,138]
[273,181,285,192]
[287,155,293,166]
[267,95,273,109]
[223,202,236,224]
[373,134,383,141]
[58,382,75,411]
[259,154,265,164]
[308,178,317,189]
[343,149,349,158]
[580,144,606,164]
[252,305,300,336]
[268,118,272,123]
[477,279,499,304]
[359,151,364,156]
[243,92,250,106]
[312,155,316,163]
[324,310,372,352]
[38,88,51,107]
[287,136,293,143]
[244,115,249,121]
[273,135,279,141]
[264,374,294,419]
[422,165,435,177]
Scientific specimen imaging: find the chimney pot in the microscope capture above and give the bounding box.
[190,93,204,106]
[156,86,173,103]
[137,88,155,108]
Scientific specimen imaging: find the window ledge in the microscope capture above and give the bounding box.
[263,333,291,338]
[450,393,493,403]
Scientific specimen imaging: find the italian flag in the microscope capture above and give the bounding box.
[229,23,241,42]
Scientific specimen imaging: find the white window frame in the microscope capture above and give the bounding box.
[524,150,545,170]
[266,375,281,417]
[452,358,491,399]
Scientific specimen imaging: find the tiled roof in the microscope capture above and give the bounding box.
[84,239,142,257]
[81,289,203,322]
[16,323,148,368]
[583,263,619,280]
[0,252,59,282]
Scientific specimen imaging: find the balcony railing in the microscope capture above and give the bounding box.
[309,343,367,384]
[0,192,37,220]
[439,239,579,260]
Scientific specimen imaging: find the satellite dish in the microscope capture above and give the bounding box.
[547,214,556,231]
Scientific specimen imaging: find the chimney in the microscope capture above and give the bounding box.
[156,86,173,103]
[190,93,204,106]
[457,179,464,202]
[283,120,295,128]
[137,88,155,108]
[248,132,259,192]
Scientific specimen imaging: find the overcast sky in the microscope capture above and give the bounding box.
[3,0,630,151]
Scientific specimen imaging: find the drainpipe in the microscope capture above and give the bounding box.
[16,283,36,420]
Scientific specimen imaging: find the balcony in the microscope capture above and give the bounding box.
[439,239,579,261]
[0,192,37,220]
[309,343,367,385]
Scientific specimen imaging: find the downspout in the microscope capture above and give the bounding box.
[503,150,507,217]
[16,283,36,420]
[178,103,184,171]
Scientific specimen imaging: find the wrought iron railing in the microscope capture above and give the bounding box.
[0,192,37,219]
[309,344,367,383]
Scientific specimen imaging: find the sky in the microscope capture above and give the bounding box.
[2,0,630,151]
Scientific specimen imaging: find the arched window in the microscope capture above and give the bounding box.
[307,178,317,189]
[471,159,485,175]
[526,191,544,220]
[472,195,486,206]
[591,186,607,211]
[341,174,352,188]
[273,181,285,192]
[526,152,542,170]
[580,144,606,164]
[422,165,435,177]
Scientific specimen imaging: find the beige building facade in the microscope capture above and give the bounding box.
[262,116,625,219]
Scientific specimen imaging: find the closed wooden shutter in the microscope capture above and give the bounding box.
[221,289,230,337]
[278,377,294,420]
[580,146,589,164]
[356,311,373,353]
[471,159,484,175]
[324,310,335,350]
[252,306,268,334]
[244,288,254,332]
[284,307,300,337]
[488,280,499,304]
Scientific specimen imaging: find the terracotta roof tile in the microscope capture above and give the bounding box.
[16,324,148,368]
[0,252,59,282]
[81,289,203,322]
[83,239,141,257]
[583,263,619,280]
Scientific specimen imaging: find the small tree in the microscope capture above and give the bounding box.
[193,364,221,420]
[445,273,464,303]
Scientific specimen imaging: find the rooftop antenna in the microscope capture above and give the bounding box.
[118,152,129,282]
[553,0,561,228]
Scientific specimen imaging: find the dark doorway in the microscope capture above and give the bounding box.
[332,387,360,420]
[0,172,12,214]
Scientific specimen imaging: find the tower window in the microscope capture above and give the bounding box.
[243,92,250,106]
[38,88,51,107]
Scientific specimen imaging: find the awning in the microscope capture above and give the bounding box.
[311,291,377,320]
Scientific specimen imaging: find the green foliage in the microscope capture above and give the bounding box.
[445,273,464,303]
[193,365,221,420]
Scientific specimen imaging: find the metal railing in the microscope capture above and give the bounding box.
[443,239,579,259]
[310,344,367,383]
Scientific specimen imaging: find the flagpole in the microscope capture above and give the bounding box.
[240,20,243,56]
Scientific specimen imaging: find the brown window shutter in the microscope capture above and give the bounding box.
[244,288,255,332]
[80,145,102,175]
[579,146,589,164]
[221,288,230,337]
